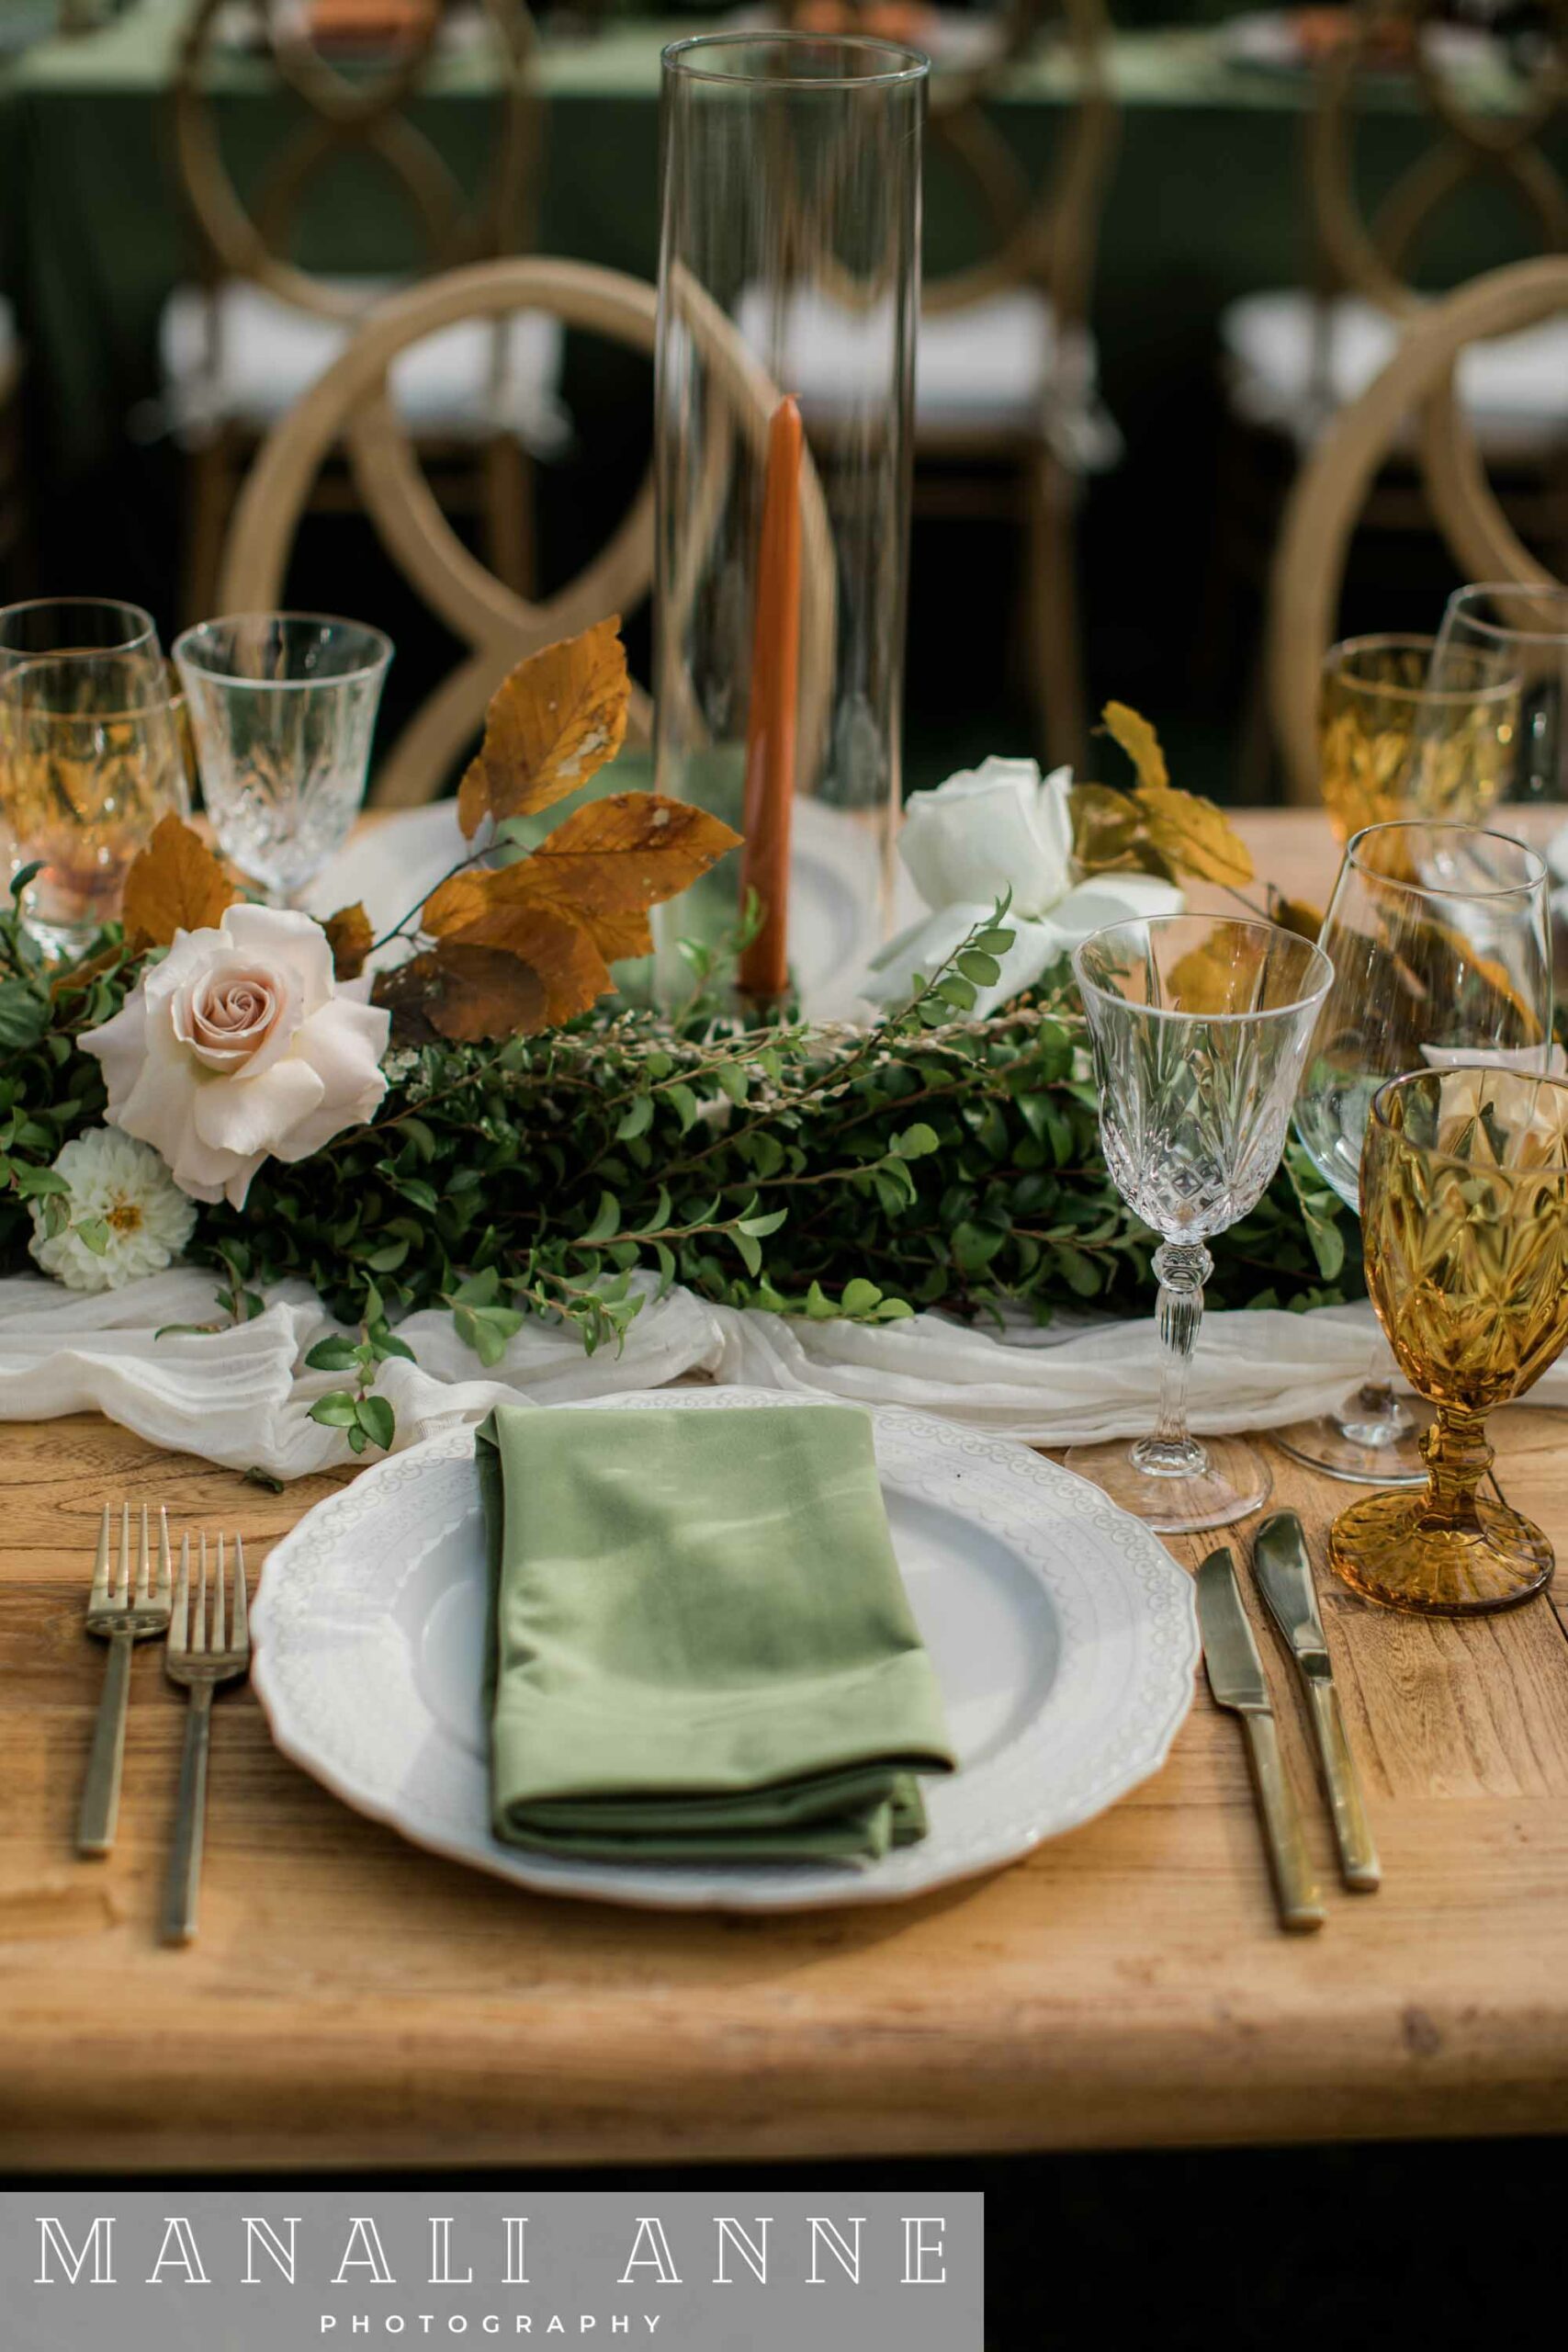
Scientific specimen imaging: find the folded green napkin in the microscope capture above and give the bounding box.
[477,1402,954,1867]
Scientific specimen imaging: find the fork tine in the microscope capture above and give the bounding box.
[193,1531,209,1656]
[117,1502,130,1606]
[231,1534,248,1653]
[156,1507,173,1608]
[171,1532,190,1654]
[88,1505,111,1611]
[135,1504,152,1604]
[214,1534,226,1657]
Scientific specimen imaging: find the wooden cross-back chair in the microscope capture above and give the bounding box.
[166,0,547,622]
[777,0,1117,771]
[1267,254,1568,804]
[219,256,837,809]
[1215,0,1568,787]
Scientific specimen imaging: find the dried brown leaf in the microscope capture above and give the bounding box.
[446,901,614,1027]
[457,617,630,838]
[386,943,551,1044]
[1068,783,1145,873]
[120,814,239,950]
[515,792,741,921]
[322,901,375,981]
[1269,893,1325,944]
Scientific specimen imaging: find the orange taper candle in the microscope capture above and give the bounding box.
[737,394,803,1002]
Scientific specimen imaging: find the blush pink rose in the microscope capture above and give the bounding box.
[83,903,389,1209]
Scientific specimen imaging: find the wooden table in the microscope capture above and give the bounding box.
[6,809,1568,2173]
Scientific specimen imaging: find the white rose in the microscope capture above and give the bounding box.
[864,755,1185,1017]
[82,903,389,1209]
[898,756,1076,920]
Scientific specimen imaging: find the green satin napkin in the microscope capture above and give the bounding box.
[477,1402,954,1866]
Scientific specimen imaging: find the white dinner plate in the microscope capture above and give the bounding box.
[252,1390,1199,1912]
[310,797,917,1017]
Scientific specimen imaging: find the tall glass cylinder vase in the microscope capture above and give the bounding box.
[653,33,926,1012]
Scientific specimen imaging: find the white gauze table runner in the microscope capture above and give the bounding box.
[5,1266,1551,1481]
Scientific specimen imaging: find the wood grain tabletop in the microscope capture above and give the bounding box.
[4,808,1568,2173]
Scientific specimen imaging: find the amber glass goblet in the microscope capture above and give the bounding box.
[1330,1067,1568,1615]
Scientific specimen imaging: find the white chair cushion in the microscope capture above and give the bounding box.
[1222,288,1568,458]
[731,281,1118,461]
[159,277,569,454]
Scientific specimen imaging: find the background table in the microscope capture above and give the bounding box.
[5,805,1568,2172]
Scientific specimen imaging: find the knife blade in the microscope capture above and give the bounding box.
[1253,1511,1381,1892]
[1196,1548,1324,1933]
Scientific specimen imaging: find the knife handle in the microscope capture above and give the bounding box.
[1305,1676,1381,1892]
[1241,1711,1325,1933]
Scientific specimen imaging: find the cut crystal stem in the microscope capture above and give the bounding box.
[1131,1238,1213,1482]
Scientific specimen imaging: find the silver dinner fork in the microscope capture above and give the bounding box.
[162,1531,249,1947]
[79,1503,173,1858]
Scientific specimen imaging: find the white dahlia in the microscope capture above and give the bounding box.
[28,1127,198,1294]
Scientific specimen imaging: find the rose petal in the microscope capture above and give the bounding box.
[221,903,335,1010]
[191,1057,325,1160]
[268,1000,390,1160]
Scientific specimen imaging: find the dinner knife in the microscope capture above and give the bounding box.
[1253,1510,1382,1893]
[1196,1548,1325,1934]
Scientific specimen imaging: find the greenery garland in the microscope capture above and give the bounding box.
[0,874,1357,1456]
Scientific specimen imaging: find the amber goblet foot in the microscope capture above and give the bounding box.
[1328,1410,1553,1616]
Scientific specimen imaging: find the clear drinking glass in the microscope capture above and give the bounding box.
[1331,1067,1568,1615]
[1425,584,1568,804]
[1280,820,1553,1485]
[1065,915,1334,1534]
[174,613,392,904]
[0,643,187,955]
[1318,633,1521,845]
[653,33,926,1000]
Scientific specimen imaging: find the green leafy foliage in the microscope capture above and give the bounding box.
[0,885,1361,1460]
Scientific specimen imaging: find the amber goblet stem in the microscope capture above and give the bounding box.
[1416,1408,1495,1535]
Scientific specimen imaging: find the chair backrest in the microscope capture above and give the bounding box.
[779,0,1114,324]
[218,255,835,808]
[1307,0,1568,318]
[1267,253,1568,802]
[172,0,540,322]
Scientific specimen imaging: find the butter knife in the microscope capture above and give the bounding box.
[1196,1548,1325,1933]
[1253,1511,1381,1892]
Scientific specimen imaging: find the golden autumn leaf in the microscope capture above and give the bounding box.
[120,814,239,950]
[513,793,742,922]
[1100,702,1169,793]
[457,618,631,839]
[1136,785,1255,889]
[1068,783,1148,874]
[1269,893,1325,944]
[1168,922,1269,1017]
[390,943,551,1044]
[322,901,375,981]
[425,859,657,967]
[446,901,614,1027]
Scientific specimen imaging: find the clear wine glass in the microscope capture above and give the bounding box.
[1425,584,1568,805]
[1278,820,1553,1486]
[1065,915,1334,1534]
[174,613,392,905]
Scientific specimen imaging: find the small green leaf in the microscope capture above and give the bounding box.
[73,1216,112,1257]
[305,1334,362,1373]
[309,1392,361,1429]
[665,1082,699,1134]
[840,1278,883,1315]
[615,1093,653,1141]
[579,1191,621,1247]
[355,1394,396,1452]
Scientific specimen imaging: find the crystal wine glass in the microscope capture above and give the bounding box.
[174,613,392,905]
[0,635,187,956]
[1425,583,1568,804]
[1278,820,1553,1486]
[1331,1066,1568,1614]
[1065,915,1334,1533]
